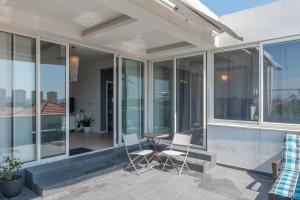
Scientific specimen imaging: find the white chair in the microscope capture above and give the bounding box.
[162,133,192,175]
[123,134,153,175]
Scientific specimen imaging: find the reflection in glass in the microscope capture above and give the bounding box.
[0,32,36,162]
[264,40,300,124]
[176,55,203,145]
[153,60,174,134]
[41,41,66,158]
[214,47,259,121]
[122,58,144,137]
[116,57,119,144]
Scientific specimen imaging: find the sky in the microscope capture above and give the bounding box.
[200,0,278,16]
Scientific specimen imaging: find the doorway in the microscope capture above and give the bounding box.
[106,81,113,132]
[152,54,206,149]
[120,58,145,140]
[69,45,114,156]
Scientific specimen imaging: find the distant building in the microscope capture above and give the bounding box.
[0,88,6,110]
[47,92,58,104]
[14,89,26,107]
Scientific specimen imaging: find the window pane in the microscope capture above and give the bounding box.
[214,47,259,121]
[14,35,36,162]
[115,56,119,144]
[263,40,300,124]
[176,55,204,146]
[153,60,174,134]
[122,58,144,137]
[0,32,36,162]
[41,41,66,158]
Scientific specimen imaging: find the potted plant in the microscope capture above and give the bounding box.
[0,157,23,198]
[80,114,94,133]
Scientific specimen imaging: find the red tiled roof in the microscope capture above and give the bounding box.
[40,102,65,115]
[0,102,65,117]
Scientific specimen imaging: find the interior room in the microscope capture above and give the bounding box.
[69,45,114,156]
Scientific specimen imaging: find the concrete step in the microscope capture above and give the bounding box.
[25,146,130,197]
[39,158,128,197]
[187,148,217,172]
[161,146,217,173]
[25,144,216,197]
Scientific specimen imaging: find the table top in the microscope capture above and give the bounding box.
[144,133,170,139]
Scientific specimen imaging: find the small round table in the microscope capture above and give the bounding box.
[144,133,170,164]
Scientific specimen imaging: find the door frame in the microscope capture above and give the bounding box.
[106,81,113,132]
[39,38,70,163]
[150,52,207,150]
[116,55,147,145]
[67,45,116,157]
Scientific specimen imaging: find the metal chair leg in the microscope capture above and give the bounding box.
[143,155,153,170]
[178,156,189,176]
[126,156,140,169]
[179,163,185,175]
[162,156,170,171]
[125,162,132,169]
[185,162,190,171]
[168,157,177,168]
[131,159,140,176]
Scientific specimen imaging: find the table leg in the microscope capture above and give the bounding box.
[153,138,164,164]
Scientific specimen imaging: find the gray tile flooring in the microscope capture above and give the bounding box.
[1,165,273,200]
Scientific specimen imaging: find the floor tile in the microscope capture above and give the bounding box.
[3,166,273,200]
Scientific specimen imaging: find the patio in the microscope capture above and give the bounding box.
[2,165,273,200]
[1,0,299,200]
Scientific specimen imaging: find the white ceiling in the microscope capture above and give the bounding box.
[70,44,113,62]
[1,0,218,58]
[7,0,122,29]
[126,31,183,49]
[106,30,183,54]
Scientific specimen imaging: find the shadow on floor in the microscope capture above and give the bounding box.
[244,172,273,200]
[0,188,40,200]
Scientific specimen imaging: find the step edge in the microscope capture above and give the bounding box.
[40,163,126,198]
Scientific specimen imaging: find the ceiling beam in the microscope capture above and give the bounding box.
[128,0,215,46]
[174,0,243,41]
[146,42,195,54]
[82,15,136,38]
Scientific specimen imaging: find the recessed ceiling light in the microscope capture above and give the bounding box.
[220,74,229,81]
[0,0,8,6]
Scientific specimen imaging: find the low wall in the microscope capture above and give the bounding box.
[207,125,285,174]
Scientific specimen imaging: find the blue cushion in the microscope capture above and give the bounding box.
[270,170,299,199]
[270,134,300,199]
[283,134,300,172]
[293,175,300,200]
[285,134,300,149]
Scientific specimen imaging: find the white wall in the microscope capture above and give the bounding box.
[70,58,113,133]
[206,0,300,174]
[207,125,285,173]
[218,0,300,47]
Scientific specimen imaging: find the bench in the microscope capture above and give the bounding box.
[269,134,300,200]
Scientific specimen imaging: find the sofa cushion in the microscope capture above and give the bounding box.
[283,134,300,172]
[285,134,300,149]
[270,170,299,199]
[293,175,300,200]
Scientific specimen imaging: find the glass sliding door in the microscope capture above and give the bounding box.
[153,60,174,134]
[0,32,36,162]
[121,58,144,138]
[40,41,66,158]
[263,40,300,124]
[114,56,119,145]
[214,47,259,121]
[176,55,204,146]
[14,35,37,162]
